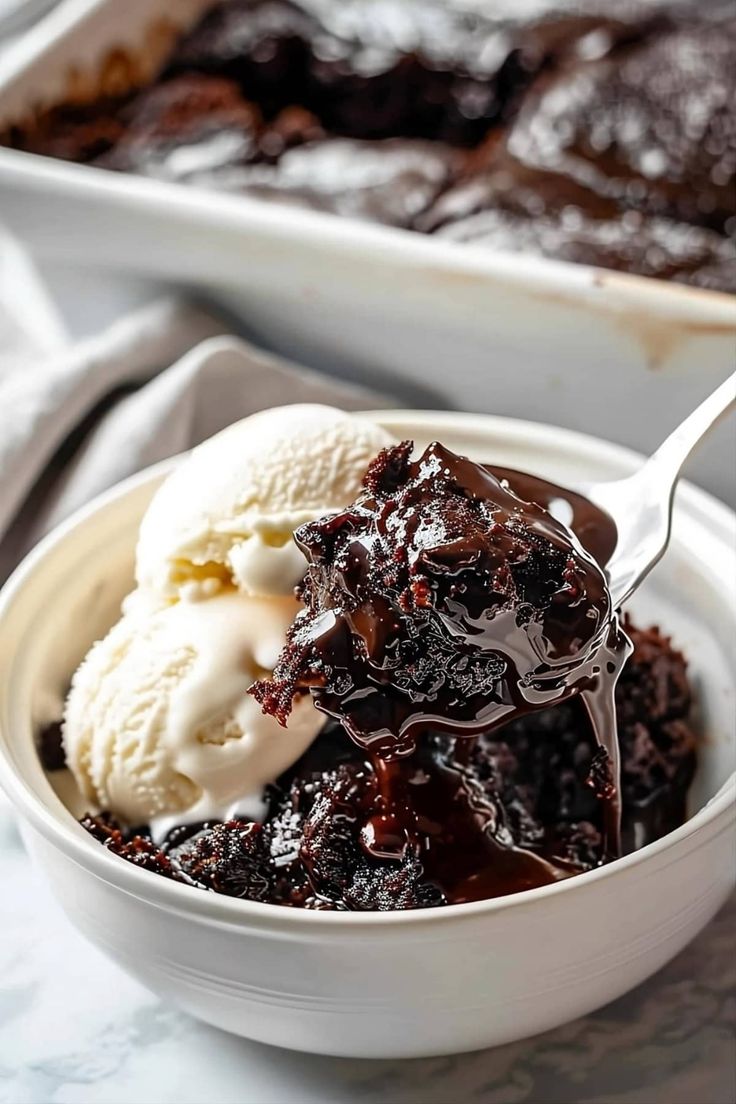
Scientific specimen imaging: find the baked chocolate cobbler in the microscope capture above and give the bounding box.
[42,443,699,911]
[4,0,734,291]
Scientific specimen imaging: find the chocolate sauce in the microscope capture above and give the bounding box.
[74,615,697,909]
[489,466,618,568]
[360,740,581,902]
[38,720,65,772]
[420,6,736,293]
[252,441,632,866]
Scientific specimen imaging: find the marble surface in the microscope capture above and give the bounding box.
[1,800,734,1104]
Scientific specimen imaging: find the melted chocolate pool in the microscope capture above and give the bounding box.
[74,614,698,910]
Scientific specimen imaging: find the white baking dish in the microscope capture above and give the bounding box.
[0,0,735,501]
[0,403,734,1057]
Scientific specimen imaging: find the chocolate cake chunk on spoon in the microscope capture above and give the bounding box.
[252,440,631,861]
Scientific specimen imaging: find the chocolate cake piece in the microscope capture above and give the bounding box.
[424,165,736,292]
[166,820,274,899]
[266,725,586,907]
[206,137,460,226]
[471,617,698,862]
[38,720,66,772]
[616,618,697,848]
[80,813,178,879]
[98,74,262,182]
[252,440,628,763]
[504,9,736,232]
[7,98,128,163]
[165,0,318,119]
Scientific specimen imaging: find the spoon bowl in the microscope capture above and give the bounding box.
[582,371,736,607]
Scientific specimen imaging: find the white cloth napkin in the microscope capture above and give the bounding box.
[0,227,390,585]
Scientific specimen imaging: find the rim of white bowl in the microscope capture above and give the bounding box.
[0,410,734,934]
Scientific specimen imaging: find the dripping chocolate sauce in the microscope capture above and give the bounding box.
[253,443,632,904]
[342,465,621,904]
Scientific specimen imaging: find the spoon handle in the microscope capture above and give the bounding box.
[599,371,735,608]
[648,370,736,482]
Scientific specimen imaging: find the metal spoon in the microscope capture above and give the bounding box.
[576,371,735,607]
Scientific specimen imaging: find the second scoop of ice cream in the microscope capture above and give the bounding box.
[63,590,324,828]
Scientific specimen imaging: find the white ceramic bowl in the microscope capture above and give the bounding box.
[0,412,734,1059]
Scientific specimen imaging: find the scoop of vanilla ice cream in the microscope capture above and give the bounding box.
[63,590,324,828]
[136,404,392,600]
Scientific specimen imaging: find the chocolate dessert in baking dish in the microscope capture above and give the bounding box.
[5,0,734,289]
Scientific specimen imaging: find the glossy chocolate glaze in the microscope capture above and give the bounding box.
[196,137,461,228]
[71,613,698,909]
[253,442,632,870]
[506,10,736,233]
[424,164,736,292]
[419,6,736,291]
[348,735,584,902]
[490,465,618,567]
